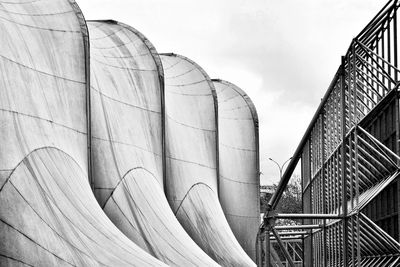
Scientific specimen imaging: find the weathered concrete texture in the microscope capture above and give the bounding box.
[88,21,219,266]
[161,54,256,266]
[0,148,166,266]
[0,2,164,266]
[214,80,260,261]
[0,0,89,179]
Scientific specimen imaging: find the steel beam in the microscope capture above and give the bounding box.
[275,213,341,219]
[274,224,322,230]
[271,231,308,236]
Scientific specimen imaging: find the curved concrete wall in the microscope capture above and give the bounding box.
[0,0,89,181]
[0,2,164,266]
[88,20,218,266]
[161,53,256,266]
[0,2,260,265]
[213,79,260,260]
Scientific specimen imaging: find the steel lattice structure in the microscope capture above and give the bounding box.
[259,1,400,266]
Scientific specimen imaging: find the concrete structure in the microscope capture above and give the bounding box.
[88,20,218,266]
[214,79,260,260]
[0,1,165,266]
[0,1,260,266]
[161,53,256,266]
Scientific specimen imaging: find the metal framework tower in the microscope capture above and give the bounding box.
[259,1,400,266]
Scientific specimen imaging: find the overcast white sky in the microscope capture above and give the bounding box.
[77,0,388,185]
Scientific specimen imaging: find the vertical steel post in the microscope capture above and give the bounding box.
[394,0,400,244]
[382,21,387,90]
[351,41,358,267]
[265,231,271,267]
[349,132,355,267]
[354,127,361,266]
[352,38,362,267]
[388,11,392,91]
[394,1,398,78]
[397,94,400,243]
[340,56,349,267]
[321,112,327,267]
[348,47,355,266]
[256,230,262,267]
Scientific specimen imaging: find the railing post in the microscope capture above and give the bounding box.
[321,109,327,267]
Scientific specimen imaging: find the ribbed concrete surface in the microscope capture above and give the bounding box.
[88,20,219,267]
[161,54,256,267]
[214,80,260,261]
[0,2,164,266]
[0,1,260,266]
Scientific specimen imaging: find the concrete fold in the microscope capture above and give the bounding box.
[88,20,219,266]
[213,79,260,260]
[0,2,165,266]
[0,148,166,266]
[161,53,256,267]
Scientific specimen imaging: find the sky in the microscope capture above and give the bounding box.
[77,0,388,185]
